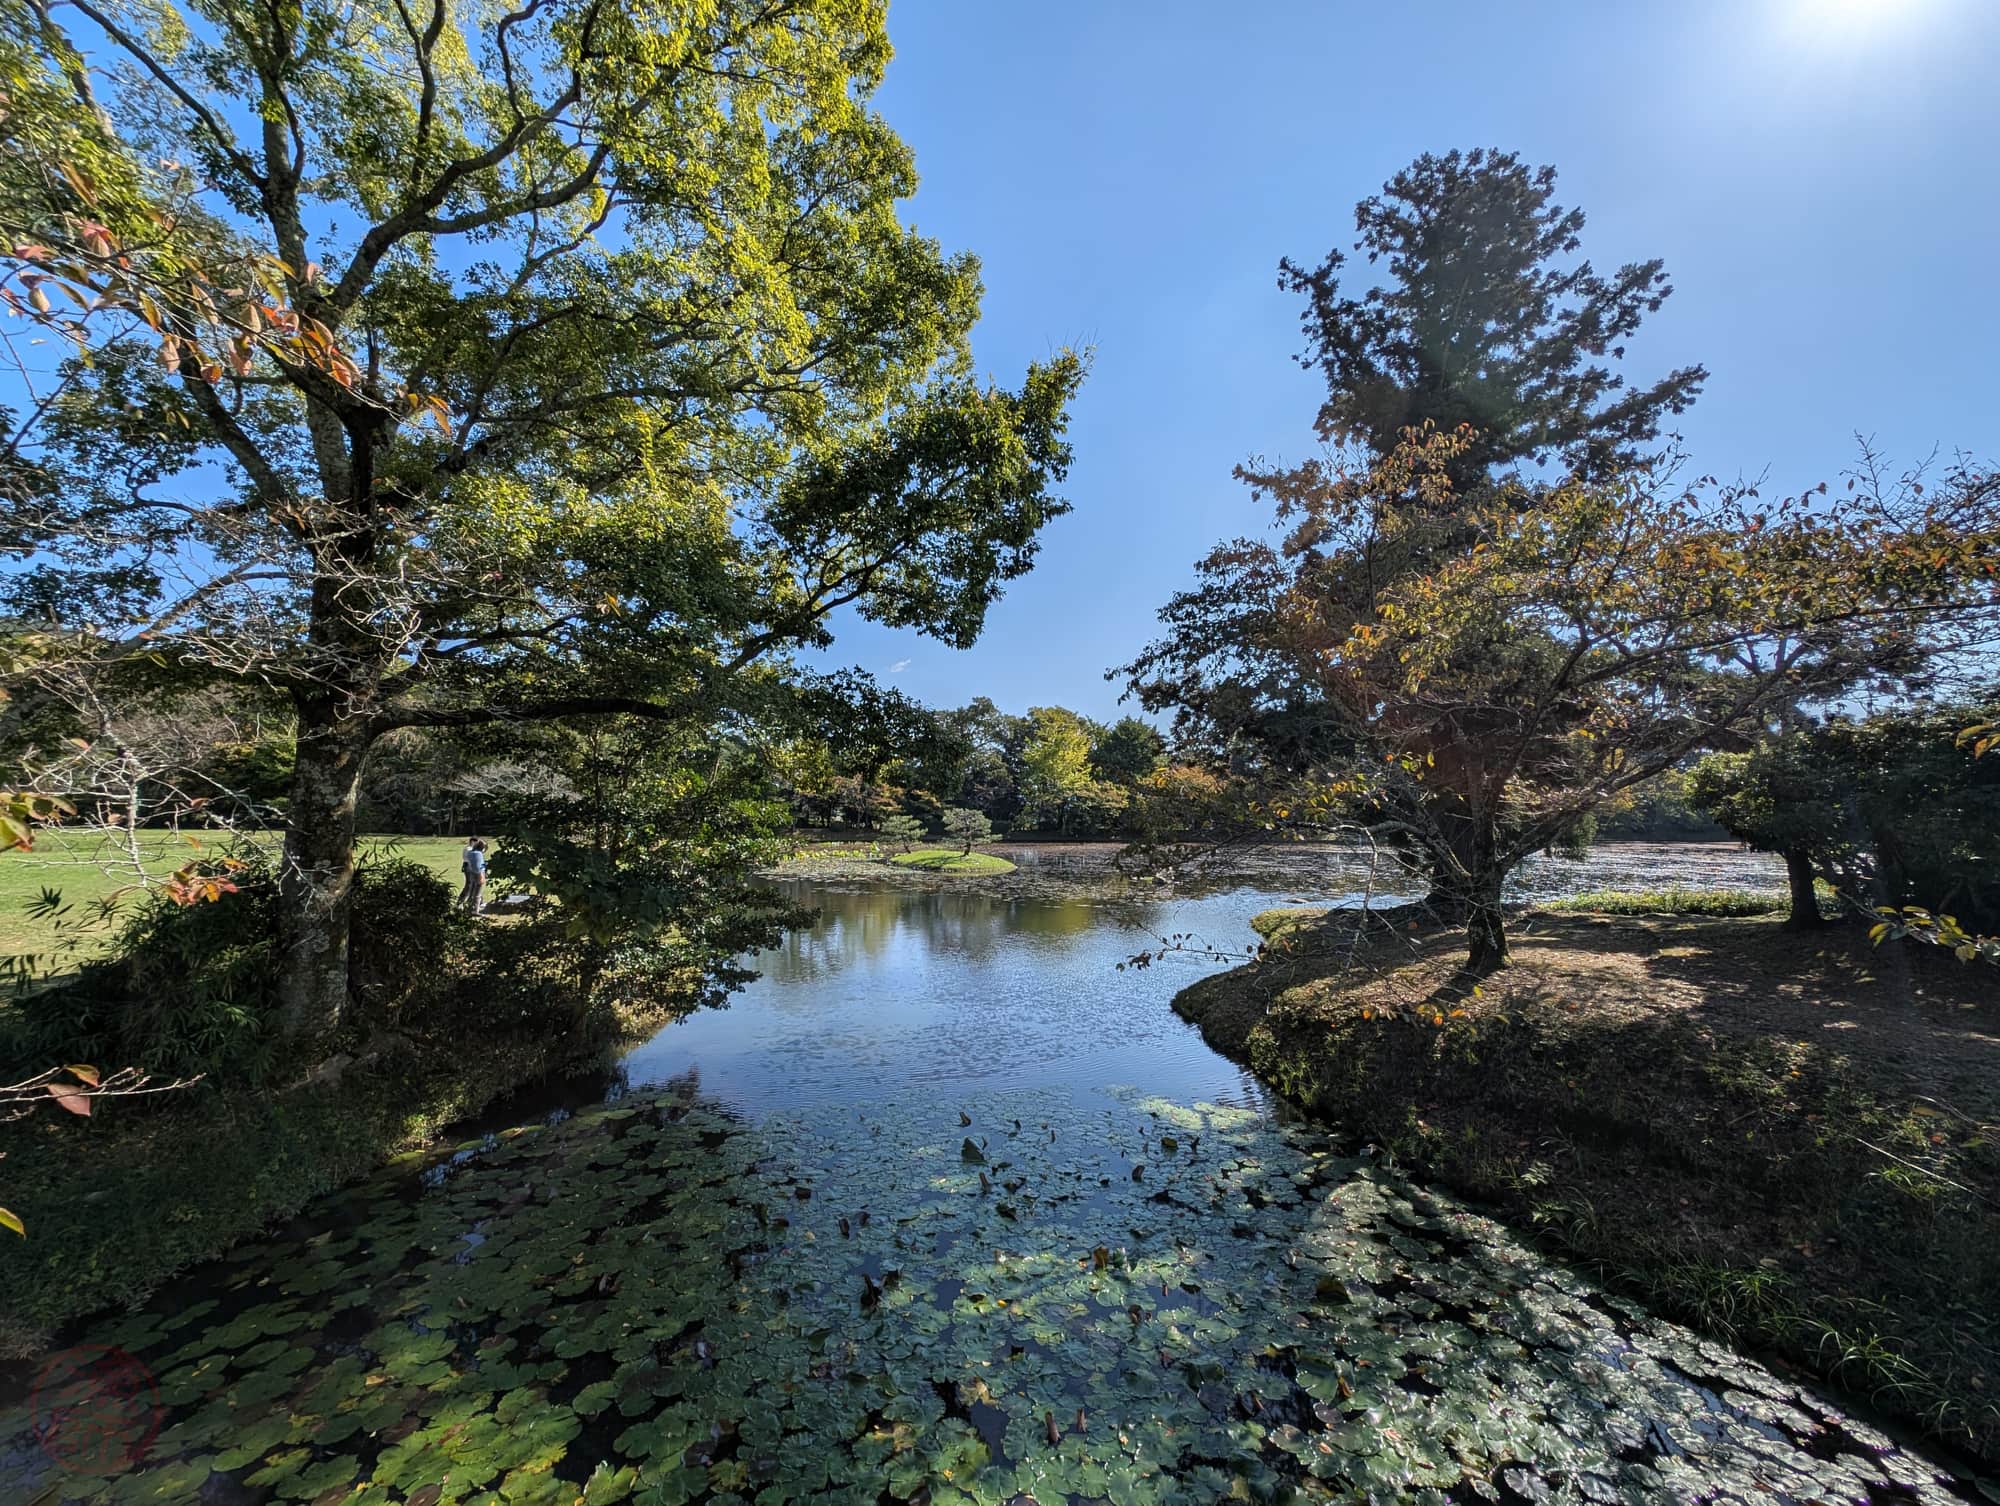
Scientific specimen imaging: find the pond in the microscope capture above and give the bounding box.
[2,844,1989,1505]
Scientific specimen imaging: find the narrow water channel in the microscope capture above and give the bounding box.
[2,846,1988,1504]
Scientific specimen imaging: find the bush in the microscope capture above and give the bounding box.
[347,856,463,1024]
[1691,700,2000,931]
[2,855,465,1090]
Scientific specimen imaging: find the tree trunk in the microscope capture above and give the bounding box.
[1429,806,1512,975]
[1782,847,1823,930]
[273,391,390,1042]
[275,707,370,1041]
[1464,872,1509,975]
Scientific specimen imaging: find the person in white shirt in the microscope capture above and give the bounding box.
[459,838,488,914]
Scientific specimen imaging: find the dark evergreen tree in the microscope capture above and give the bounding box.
[1088,716,1166,785]
[1280,149,1706,484]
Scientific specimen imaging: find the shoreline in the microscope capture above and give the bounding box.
[0,1007,667,1356]
[1170,903,2000,1464]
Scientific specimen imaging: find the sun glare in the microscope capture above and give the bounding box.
[1789,0,1928,35]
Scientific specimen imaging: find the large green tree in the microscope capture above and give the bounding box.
[1088,715,1165,785]
[1,0,1082,1038]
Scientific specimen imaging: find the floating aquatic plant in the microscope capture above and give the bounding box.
[0,1088,1982,1505]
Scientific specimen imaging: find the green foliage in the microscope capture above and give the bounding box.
[1540,888,1791,918]
[1019,706,1095,805]
[346,857,462,1020]
[5,859,284,1087]
[1870,906,2000,967]
[940,806,992,854]
[0,855,465,1089]
[2,0,1084,1036]
[1015,706,1134,837]
[1087,715,1166,785]
[1689,739,1852,871]
[195,722,296,806]
[877,813,927,854]
[946,697,1030,824]
[485,721,807,1026]
[0,789,66,853]
[1692,697,2000,932]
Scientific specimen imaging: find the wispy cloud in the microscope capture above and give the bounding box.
[887,658,911,674]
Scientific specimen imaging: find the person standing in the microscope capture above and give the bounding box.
[459,837,488,915]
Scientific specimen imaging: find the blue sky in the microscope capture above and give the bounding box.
[820,0,2000,720]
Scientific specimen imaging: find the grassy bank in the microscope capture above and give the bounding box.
[0,834,467,955]
[1174,904,2000,1461]
[0,838,628,1348]
[889,847,1017,873]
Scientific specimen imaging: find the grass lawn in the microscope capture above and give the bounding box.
[888,847,1017,874]
[0,833,467,956]
[1539,885,1789,917]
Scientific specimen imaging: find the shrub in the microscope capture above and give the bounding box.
[2,855,465,1089]
[347,856,463,1025]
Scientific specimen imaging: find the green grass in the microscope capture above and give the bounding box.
[0,833,466,956]
[1253,891,1795,938]
[1250,906,1331,941]
[888,847,1017,874]
[1539,886,1788,917]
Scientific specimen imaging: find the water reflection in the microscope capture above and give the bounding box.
[622,843,1786,1121]
[755,883,1129,983]
[622,882,1283,1117]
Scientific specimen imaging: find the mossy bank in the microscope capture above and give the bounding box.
[1173,904,2000,1463]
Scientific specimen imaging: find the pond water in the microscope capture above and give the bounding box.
[617,842,1786,1118]
[3,844,1990,1505]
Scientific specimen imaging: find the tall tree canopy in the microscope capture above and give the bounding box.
[1136,152,1711,778]
[0,0,1083,1037]
[1125,431,2000,971]
[1280,148,1705,484]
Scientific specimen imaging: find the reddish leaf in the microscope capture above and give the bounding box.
[46,1084,91,1116]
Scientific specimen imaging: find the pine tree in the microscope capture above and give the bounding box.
[1280,149,1705,485]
